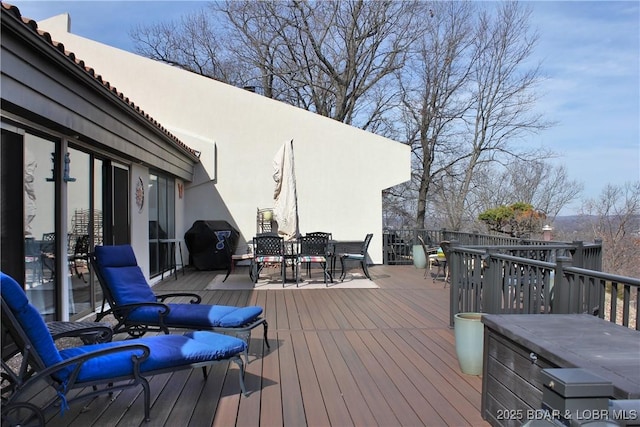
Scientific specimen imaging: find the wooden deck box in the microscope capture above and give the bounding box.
[481,314,640,427]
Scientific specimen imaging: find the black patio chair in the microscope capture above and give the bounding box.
[417,235,438,279]
[68,234,90,283]
[339,233,374,281]
[296,234,333,286]
[251,234,286,286]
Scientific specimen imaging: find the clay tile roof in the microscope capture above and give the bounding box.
[1,2,200,159]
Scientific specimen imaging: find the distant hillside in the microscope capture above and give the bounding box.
[552,215,640,238]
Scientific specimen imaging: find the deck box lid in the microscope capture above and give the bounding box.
[542,368,613,398]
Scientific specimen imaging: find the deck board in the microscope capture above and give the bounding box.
[24,264,489,426]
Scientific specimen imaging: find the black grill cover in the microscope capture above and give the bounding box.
[184,220,239,270]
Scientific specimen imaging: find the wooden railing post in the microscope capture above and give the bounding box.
[472,231,480,246]
[553,256,573,313]
[382,233,389,265]
[449,240,460,327]
[571,241,584,267]
[482,249,500,314]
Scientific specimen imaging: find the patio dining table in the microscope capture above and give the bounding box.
[242,237,345,284]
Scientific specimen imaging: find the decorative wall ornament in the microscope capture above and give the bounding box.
[63,152,76,182]
[135,176,144,213]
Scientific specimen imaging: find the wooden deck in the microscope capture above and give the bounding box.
[46,265,489,426]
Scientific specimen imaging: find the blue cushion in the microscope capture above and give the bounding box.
[95,245,156,304]
[168,304,263,327]
[101,265,156,304]
[125,303,263,328]
[1,271,29,309]
[0,272,64,369]
[95,245,138,268]
[94,245,263,327]
[58,332,246,383]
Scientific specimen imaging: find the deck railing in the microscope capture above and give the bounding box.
[381,229,637,330]
[447,243,639,330]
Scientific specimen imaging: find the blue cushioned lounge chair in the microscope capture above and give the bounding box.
[90,245,269,357]
[0,272,248,424]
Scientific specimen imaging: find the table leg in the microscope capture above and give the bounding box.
[177,241,184,276]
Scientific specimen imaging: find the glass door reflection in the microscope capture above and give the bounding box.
[24,134,56,321]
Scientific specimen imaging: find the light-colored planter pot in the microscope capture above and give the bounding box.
[412,244,427,269]
[454,312,485,375]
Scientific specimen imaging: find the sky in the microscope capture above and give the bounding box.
[7,1,640,216]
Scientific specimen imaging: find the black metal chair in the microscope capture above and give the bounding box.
[68,234,90,282]
[304,232,333,275]
[251,234,286,286]
[24,238,42,285]
[296,234,333,286]
[40,233,56,281]
[339,233,374,281]
[431,241,450,286]
[417,235,438,279]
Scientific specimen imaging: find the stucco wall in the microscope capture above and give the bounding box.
[38,14,410,264]
[130,164,150,278]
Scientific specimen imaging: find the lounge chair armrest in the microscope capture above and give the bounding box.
[156,293,202,304]
[47,321,113,344]
[16,343,150,395]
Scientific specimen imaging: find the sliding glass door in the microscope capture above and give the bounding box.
[148,172,175,277]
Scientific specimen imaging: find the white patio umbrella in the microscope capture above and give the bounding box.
[272,139,299,240]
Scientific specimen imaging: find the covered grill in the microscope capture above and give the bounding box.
[184,220,239,270]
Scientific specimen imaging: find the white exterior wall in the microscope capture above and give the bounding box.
[39,14,410,264]
[130,164,150,278]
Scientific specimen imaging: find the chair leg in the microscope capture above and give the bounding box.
[263,320,270,349]
[232,356,248,396]
[443,265,449,288]
[222,260,232,282]
[361,260,371,280]
[141,377,151,422]
[250,262,258,283]
[281,262,286,287]
[322,262,332,285]
[339,257,346,281]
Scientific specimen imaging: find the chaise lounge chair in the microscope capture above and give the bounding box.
[0,272,248,424]
[90,245,269,356]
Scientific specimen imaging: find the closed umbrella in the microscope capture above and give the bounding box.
[273,139,299,240]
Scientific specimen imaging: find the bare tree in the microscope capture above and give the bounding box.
[580,182,640,277]
[133,0,422,131]
[129,1,568,233]
[130,9,239,83]
[396,1,475,229]
[390,2,553,231]
[441,2,551,230]
[472,159,583,222]
[214,0,422,130]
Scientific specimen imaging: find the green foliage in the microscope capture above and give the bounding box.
[478,203,545,238]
